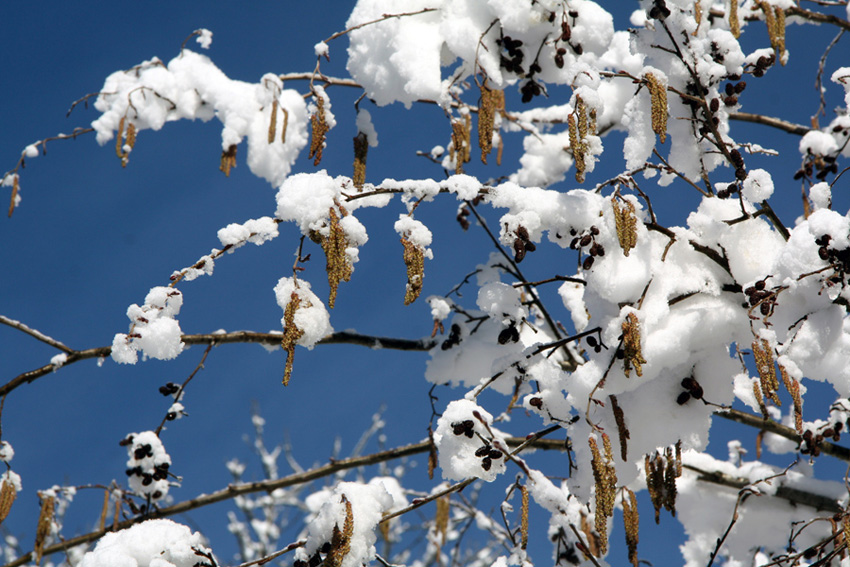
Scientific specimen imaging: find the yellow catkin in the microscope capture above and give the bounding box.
[281,291,304,385]
[34,495,55,565]
[753,337,781,406]
[97,489,109,532]
[121,123,136,168]
[268,99,279,144]
[693,0,702,35]
[613,197,638,257]
[589,435,617,555]
[435,495,450,545]
[843,516,850,553]
[774,7,786,65]
[401,235,425,305]
[779,364,804,433]
[353,132,368,189]
[568,113,586,183]
[729,0,740,38]
[759,2,785,64]
[309,94,330,166]
[622,488,640,567]
[478,82,499,164]
[339,497,354,559]
[0,480,15,524]
[311,204,354,309]
[520,485,529,550]
[609,395,630,462]
[115,116,126,158]
[220,145,237,176]
[281,107,289,145]
[622,312,647,378]
[645,73,668,144]
[451,116,471,174]
[753,379,768,419]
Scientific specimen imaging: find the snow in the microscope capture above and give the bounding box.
[0,441,13,463]
[112,287,185,364]
[78,519,214,567]
[273,277,333,348]
[195,29,213,49]
[433,399,507,482]
[123,431,172,501]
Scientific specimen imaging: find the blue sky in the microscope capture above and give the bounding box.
[1,2,849,566]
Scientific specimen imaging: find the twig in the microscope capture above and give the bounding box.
[729,112,810,136]
[0,315,74,354]
[231,540,305,567]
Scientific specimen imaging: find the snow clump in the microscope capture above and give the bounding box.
[78,519,215,567]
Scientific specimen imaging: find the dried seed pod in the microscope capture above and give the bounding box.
[645,73,668,143]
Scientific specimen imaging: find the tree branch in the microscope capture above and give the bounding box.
[729,112,810,136]
[715,407,850,463]
[2,434,564,567]
[0,330,435,398]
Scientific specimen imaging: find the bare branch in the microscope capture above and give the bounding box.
[729,112,810,136]
[0,315,74,354]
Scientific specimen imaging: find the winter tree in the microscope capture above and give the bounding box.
[2,1,850,567]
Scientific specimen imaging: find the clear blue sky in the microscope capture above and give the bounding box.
[1,3,848,566]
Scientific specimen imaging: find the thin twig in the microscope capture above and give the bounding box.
[0,315,74,354]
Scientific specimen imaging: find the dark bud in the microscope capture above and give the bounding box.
[823,428,835,438]
[529,397,543,408]
[819,247,830,261]
[596,244,605,257]
[119,436,134,447]
[717,189,730,199]
[725,83,735,96]
[151,491,163,500]
[803,548,818,560]
[690,383,704,400]
[481,457,492,471]
[735,167,747,181]
[557,47,567,56]
[514,239,526,263]
[583,256,594,270]
[580,234,592,247]
[793,169,805,180]
[452,422,466,436]
[141,474,153,486]
[677,391,691,405]
[569,237,580,249]
[320,542,333,555]
[709,98,720,113]
[616,348,625,360]
[569,228,578,236]
[159,385,172,396]
[524,241,536,252]
[464,429,475,438]
[734,81,747,93]
[489,449,503,459]
[309,553,323,567]
[755,280,766,290]
[475,445,491,457]
[569,9,579,17]
[498,325,520,344]
[516,226,529,242]
[463,419,474,430]
[724,95,738,106]
[728,74,742,81]
[586,336,598,347]
[134,447,148,460]
[812,445,821,457]
[760,302,771,316]
[590,226,599,235]
[681,377,698,390]
[803,429,813,441]
[835,422,843,432]
[753,67,764,78]
[744,286,756,297]
[548,11,555,22]
[166,412,177,421]
[571,43,583,55]
[554,54,565,69]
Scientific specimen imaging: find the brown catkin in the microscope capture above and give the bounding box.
[220,144,237,176]
[34,494,55,565]
[116,116,126,158]
[779,364,804,433]
[610,394,630,461]
[613,197,638,257]
[0,480,15,524]
[478,82,500,164]
[520,484,529,550]
[268,99,278,144]
[753,337,781,406]
[435,495,450,545]
[311,204,354,309]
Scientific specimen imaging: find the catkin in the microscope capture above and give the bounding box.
[281,291,305,385]
[401,235,425,305]
[645,73,668,144]
[353,132,368,189]
[622,312,647,378]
